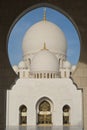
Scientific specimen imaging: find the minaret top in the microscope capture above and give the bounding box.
[43,8,46,21]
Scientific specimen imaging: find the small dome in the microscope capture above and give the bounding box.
[63,61,71,69]
[30,49,59,73]
[71,65,76,72]
[22,20,67,56]
[18,61,26,69]
[13,65,18,73]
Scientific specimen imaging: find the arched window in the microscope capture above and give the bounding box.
[37,73,39,78]
[51,73,52,78]
[63,105,70,125]
[19,105,27,126]
[36,98,53,125]
[47,73,49,78]
[40,73,42,78]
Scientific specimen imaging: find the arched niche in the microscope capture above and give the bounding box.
[62,105,70,126]
[36,97,53,125]
[19,105,27,126]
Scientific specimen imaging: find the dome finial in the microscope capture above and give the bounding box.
[43,42,46,49]
[43,7,46,21]
[43,42,48,50]
[41,42,48,50]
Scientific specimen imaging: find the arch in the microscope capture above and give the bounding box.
[39,100,51,111]
[7,3,81,76]
[19,105,27,126]
[36,97,53,125]
[5,2,82,127]
[62,105,70,126]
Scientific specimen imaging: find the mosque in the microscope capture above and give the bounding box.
[6,10,82,127]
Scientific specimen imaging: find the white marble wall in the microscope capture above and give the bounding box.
[6,78,82,127]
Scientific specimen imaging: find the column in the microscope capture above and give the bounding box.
[83,87,87,130]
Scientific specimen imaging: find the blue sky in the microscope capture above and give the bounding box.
[8,7,80,66]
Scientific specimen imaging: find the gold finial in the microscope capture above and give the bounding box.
[43,8,46,21]
[43,42,46,49]
[42,42,48,50]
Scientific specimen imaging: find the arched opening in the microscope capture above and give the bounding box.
[6,3,83,128]
[19,105,27,126]
[63,105,70,126]
[36,98,53,126]
[8,6,81,76]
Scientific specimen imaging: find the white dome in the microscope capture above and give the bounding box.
[63,61,71,69]
[30,49,59,73]
[22,20,67,56]
[18,61,26,69]
[71,65,76,72]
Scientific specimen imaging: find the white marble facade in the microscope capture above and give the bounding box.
[6,10,82,127]
[6,79,82,126]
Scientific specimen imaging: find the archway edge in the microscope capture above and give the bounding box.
[0,1,87,129]
[7,2,81,40]
[7,2,81,89]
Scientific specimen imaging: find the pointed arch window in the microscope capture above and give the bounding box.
[63,105,70,125]
[36,97,53,125]
[19,105,27,126]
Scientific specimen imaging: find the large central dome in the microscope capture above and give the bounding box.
[22,20,67,56]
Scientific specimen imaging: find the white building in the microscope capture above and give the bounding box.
[6,10,82,127]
